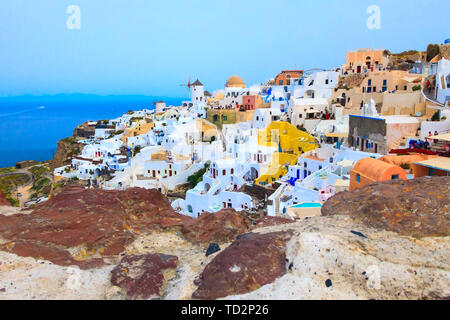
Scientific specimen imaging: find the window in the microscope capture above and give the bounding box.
[404,85,407,91]
[357,174,361,183]
[368,79,372,86]
[299,114,302,118]
[373,86,376,92]
[383,80,387,85]
[391,174,399,180]
[279,80,283,85]
[367,87,372,93]
[363,87,365,93]
[222,169,226,175]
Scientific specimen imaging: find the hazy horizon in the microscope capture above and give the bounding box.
[0,93,186,100]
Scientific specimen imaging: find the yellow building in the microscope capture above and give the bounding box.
[121,118,154,146]
[256,152,298,185]
[255,121,317,185]
[196,119,218,142]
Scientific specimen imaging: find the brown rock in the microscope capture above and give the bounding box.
[322,176,450,238]
[110,253,178,300]
[338,73,367,89]
[182,209,251,244]
[253,216,295,229]
[0,190,11,206]
[192,231,292,299]
[0,186,192,269]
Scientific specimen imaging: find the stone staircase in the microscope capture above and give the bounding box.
[389,132,417,151]
[430,140,447,153]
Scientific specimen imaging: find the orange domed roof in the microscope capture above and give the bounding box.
[226,75,246,88]
[352,157,406,181]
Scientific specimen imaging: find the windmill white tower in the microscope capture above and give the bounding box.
[190,79,204,103]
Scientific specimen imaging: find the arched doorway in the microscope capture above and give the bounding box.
[249,167,259,180]
[305,90,315,98]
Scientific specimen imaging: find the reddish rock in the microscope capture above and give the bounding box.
[0,186,192,269]
[192,231,292,300]
[253,216,295,229]
[182,209,251,244]
[322,176,450,238]
[110,253,178,300]
[0,190,11,206]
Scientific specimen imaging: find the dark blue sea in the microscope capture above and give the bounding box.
[0,95,183,168]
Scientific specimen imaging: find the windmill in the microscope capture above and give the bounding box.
[180,75,192,99]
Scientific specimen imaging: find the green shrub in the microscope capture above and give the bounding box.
[187,162,211,188]
[426,44,440,62]
[0,167,17,174]
[431,111,440,121]
[400,163,410,170]
[412,85,421,91]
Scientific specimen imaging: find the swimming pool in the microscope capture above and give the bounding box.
[290,202,323,208]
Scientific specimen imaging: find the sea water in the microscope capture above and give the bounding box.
[0,95,182,167]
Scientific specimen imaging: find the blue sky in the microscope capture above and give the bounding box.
[0,0,448,97]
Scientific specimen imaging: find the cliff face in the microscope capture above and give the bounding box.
[0,190,11,206]
[50,137,82,171]
[338,73,367,89]
[0,178,449,300]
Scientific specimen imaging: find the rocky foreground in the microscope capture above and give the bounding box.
[0,177,449,300]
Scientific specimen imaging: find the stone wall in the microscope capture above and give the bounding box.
[348,115,387,154]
